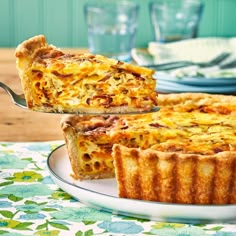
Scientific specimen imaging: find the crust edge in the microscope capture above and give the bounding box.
[15,35,48,58]
[112,143,236,204]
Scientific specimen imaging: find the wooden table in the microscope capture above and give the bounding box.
[0,48,87,141]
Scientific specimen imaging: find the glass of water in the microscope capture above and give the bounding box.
[84,0,139,62]
[150,0,204,43]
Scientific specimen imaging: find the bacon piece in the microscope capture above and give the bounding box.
[52,71,73,78]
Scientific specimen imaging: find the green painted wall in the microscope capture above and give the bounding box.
[1,0,236,48]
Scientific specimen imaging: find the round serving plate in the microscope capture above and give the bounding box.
[47,145,236,224]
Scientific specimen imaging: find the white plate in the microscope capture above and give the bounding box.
[47,145,236,223]
[156,80,236,94]
[155,72,236,86]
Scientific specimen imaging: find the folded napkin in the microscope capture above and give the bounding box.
[132,37,236,79]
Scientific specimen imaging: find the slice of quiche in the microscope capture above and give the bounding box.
[15,35,158,114]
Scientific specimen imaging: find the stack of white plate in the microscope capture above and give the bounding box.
[155,72,236,94]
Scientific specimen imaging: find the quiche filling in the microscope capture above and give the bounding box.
[74,109,235,156]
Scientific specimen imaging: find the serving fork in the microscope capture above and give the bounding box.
[0,81,159,115]
[0,81,26,108]
[144,52,232,70]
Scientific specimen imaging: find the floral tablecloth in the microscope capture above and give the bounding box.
[0,141,236,236]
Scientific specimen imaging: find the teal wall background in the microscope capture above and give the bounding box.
[1,0,236,48]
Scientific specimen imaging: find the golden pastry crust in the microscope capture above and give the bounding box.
[61,92,236,196]
[158,92,236,111]
[112,144,236,204]
[15,35,158,114]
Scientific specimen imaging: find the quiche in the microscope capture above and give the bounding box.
[61,93,236,204]
[15,35,158,114]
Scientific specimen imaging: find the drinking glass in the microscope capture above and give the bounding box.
[84,0,139,62]
[150,0,204,43]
